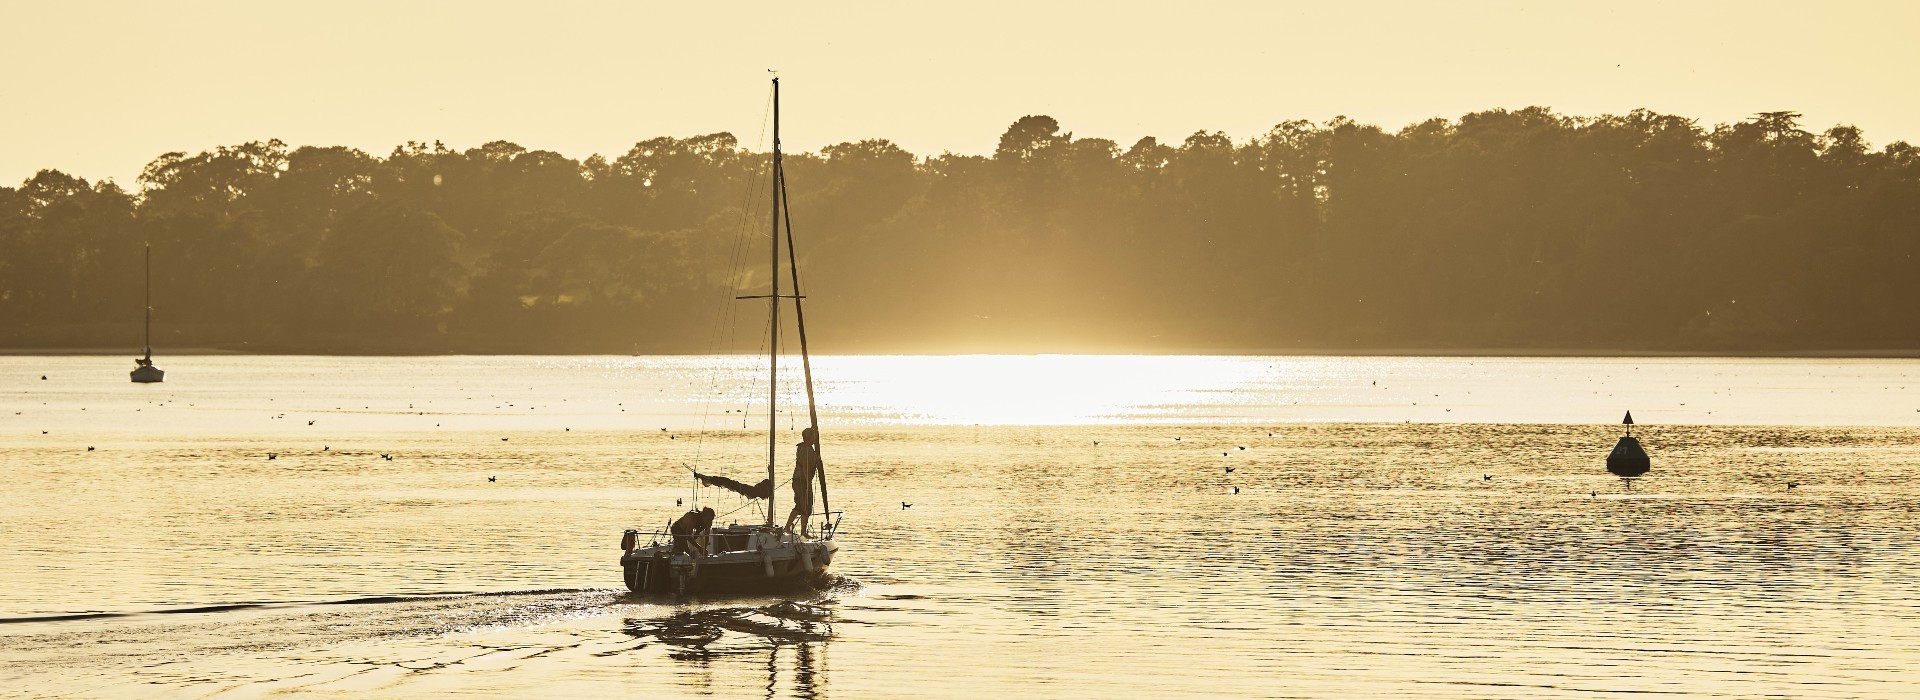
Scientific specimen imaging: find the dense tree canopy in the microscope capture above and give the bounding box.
[2,108,1915,354]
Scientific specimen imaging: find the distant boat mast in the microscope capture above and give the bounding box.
[131,243,164,382]
[143,243,153,361]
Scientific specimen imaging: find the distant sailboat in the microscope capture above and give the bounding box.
[130,244,164,383]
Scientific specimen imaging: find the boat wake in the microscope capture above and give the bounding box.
[0,582,865,695]
[2,574,862,628]
[0,587,605,626]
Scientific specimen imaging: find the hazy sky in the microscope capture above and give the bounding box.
[4,0,1916,187]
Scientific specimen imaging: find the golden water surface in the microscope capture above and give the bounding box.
[3,355,1918,698]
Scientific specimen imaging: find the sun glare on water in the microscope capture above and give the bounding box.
[821,355,1266,425]
[801,355,1920,428]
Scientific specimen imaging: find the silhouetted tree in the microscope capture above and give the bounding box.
[313,201,463,337]
[3,106,1916,353]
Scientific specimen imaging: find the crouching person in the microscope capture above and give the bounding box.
[670,507,716,557]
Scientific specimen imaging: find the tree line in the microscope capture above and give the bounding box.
[2,108,1916,354]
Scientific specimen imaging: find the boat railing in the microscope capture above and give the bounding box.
[819,510,844,540]
[625,513,842,555]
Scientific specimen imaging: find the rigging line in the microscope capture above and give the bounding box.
[619,99,763,502]
[711,216,756,431]
[715,80,772,255]
[776,165,830,521]
[713,213,797,503]
[722,103,774,265]
[685,251,742,475]
[704,88,773,337]
[714,499,757,522]
[706,111,773,344]
[670,82,782,509]
[703,214,754,381]
[697,164,761,405]
[687,83,777,472]
[639,156,752,494]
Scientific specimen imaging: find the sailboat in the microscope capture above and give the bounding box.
[130,244,164,383]
[619,78,839,595]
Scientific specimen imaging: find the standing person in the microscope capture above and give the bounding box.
[785,427,821,537]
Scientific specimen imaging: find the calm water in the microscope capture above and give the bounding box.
[3,355,1918,698]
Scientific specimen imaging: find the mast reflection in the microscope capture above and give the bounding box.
[622,599,834,698]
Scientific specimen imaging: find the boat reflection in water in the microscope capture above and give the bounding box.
[623,599,835,698]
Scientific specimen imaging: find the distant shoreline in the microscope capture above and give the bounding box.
[1,348,249,357]
[5,347,1918,359]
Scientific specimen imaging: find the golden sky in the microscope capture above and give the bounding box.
[3,0,1915,187]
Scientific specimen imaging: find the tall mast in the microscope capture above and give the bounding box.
[143,243,152,360]
[765,77,781,528]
